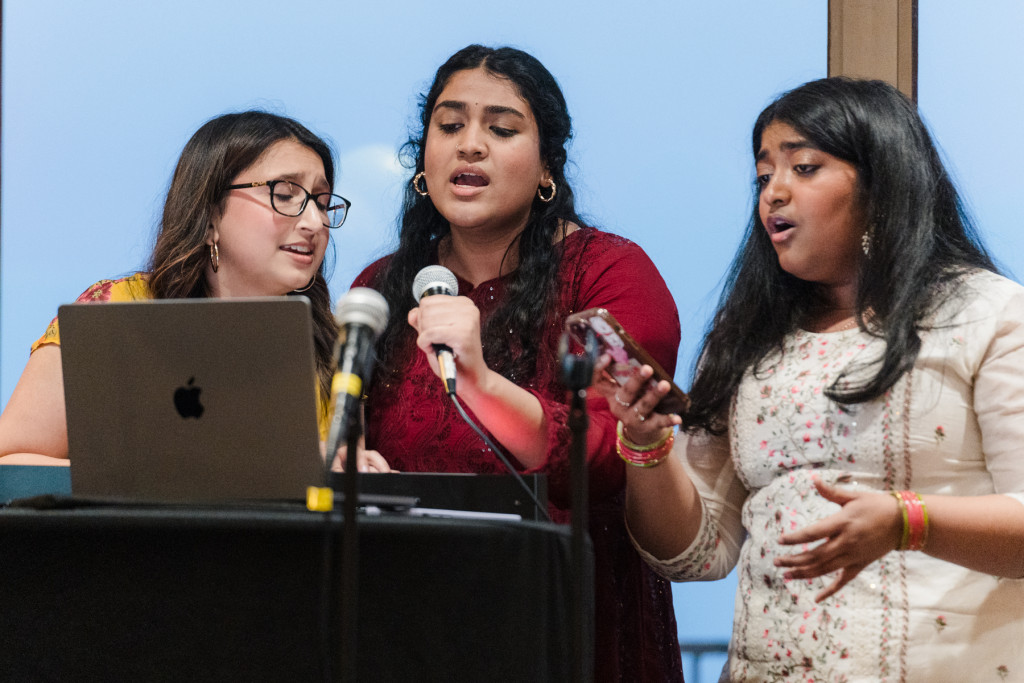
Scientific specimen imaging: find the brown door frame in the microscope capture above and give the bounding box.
[829,0,918,100]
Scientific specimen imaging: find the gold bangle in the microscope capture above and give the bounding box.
[616,421,673,452]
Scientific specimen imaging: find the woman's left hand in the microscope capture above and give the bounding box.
[776,478,902,602]
[322,436,394,473]
[590,354,681,445]
[330,446,392,473]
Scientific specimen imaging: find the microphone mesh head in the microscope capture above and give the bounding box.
[411,265,459,301]
[335,287,390,337]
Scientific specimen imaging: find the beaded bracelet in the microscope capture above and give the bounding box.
[890,490,929,551]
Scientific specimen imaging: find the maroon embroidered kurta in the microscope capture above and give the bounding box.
[355,227,684,682]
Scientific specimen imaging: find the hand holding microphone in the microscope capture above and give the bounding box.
[411,265,480,396]
[411,265,552,522]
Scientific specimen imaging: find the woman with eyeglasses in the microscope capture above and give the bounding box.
[352,45,684,682]
[0,111,359,465]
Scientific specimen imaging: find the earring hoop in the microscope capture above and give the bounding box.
[209,243,219,273]
[537,180,557,203]
[293,276,316,293]
[412,171,429,197]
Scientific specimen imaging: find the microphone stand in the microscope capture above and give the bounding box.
[323,398,362,682]
[560,330,596,683]
[324,287,389,682]
[340,413,361,682]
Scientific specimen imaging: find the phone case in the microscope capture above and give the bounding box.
[564,308,689,414]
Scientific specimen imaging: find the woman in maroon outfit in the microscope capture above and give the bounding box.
[353,45,684,682]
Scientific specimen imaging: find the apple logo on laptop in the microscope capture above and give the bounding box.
[173,377,204,419]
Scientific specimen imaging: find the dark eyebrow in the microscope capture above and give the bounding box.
[434,100,466,114]
[433,100,526,119]
[483,105,526,119]
[756,140,816,162]
[276,173,329,192]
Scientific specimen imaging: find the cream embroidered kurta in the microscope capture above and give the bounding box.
[638,270,1024,682]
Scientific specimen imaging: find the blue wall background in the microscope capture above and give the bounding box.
[3,2,1022,680]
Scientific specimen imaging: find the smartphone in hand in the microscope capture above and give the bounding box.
[564,308,689,414]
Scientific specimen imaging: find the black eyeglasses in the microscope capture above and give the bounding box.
[225,180,351,228]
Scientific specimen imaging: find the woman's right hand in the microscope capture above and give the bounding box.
[408,294,488,393]
[591,354,681,445]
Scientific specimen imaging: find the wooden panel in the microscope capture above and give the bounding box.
[828,0,917,100]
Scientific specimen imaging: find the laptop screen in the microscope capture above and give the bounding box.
[59,297,326,503]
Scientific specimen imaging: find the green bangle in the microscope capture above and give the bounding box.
[617,435,674,467]
[616,421,673,452]
[890,490,910,550]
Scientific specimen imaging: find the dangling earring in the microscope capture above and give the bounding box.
[861,231,872,257]
[209,243,219,273]
[293,276,316,293]
[537,180,556,203]
[412,171,429,197]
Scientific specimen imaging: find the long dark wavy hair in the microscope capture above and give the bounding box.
[369,44,583,380]
[147,111,339,407]
[685,77,996,434]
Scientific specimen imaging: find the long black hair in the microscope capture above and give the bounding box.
[370,44,582,380]
[685,77,996,433]
[149,111,339,409]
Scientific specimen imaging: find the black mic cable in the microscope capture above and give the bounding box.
[447,394,552,523]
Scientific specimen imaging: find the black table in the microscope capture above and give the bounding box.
[0,504,591,682]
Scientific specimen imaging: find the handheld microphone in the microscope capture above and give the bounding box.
[412,265,551,523]
[324,287,390,463]
[411,265,459,395]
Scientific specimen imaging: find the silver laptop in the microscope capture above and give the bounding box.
[59,297,326,503]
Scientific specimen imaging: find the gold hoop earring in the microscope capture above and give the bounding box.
[293,276,316,293]
[412,171,429,197]
[209,243,219,273]
[537,180,556,203]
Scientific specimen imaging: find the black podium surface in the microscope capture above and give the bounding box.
[0,504,590,682]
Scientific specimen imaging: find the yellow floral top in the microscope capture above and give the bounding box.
[33,273,330,438]
[33,274,151,351]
